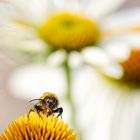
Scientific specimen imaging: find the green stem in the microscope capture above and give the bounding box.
[63,59,82,140]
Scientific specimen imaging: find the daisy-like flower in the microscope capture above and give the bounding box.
[0,112,76,140]
[0,0,125,62]
[76,8,140,140]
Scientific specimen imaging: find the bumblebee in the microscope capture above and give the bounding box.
[28,92,63,118]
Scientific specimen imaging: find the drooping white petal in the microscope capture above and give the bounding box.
[46,50,67,66]
[101,63,123,79]
[8,64,66,100]
[72,67,100,133]
[68,51,83,69]
[82,0,126,19]
[82,47,112,67]
[103,41,131,62]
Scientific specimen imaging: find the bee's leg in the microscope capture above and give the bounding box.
[28,108,34,118]
[53,107,63,119]
[36,110,43,119]
[34,105,43,119]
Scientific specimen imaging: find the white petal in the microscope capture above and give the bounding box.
[121,33,140,48]
[68,51,83,69]
[102,33,140,62]
[82,0,126,19]
[103,41,131,62]
[101,63,123,79]
[0,20,37,40]
[102,8,140,30]
[1,0,56,25]
[53,0,66,10]
[16,39,47,53]
[0,2,14,26]
[0,25,42,53]
[72,67,100,128]
[72,66,119,139]
[8,64,66,100]
[53,0,81,13]
[46,50,67,66]
[82,47,112,67]
[52,0,126,18]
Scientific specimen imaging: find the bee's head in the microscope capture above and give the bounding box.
[43,93,59,109]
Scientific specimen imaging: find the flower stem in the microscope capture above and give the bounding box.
[63,59,82,139]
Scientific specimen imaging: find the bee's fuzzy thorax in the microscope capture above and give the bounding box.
[40,92,59,105]
[41,92,57,98]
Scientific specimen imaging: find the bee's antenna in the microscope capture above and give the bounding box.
[29,99,43,102]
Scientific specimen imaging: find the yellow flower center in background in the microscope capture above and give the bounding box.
[0,112,76,140]
[39,13,100,50]
[120,49,140,83]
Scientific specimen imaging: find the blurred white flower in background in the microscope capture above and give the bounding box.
[0,0,126,100]
[80,8,140,140]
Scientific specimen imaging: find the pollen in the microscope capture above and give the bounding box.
[38,12,100,50]
[120,49,140,83]
[0,112,76,140]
